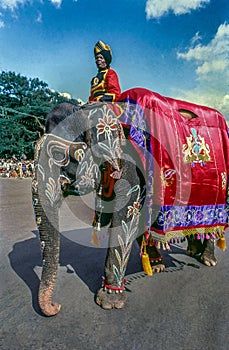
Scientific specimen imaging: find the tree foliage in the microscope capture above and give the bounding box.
[0,71,79,159]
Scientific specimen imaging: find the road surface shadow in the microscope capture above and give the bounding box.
[8,230,199,315]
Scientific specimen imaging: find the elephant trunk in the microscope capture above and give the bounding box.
[38,228,60,316]
[38,272,61,317]
[34,194,61,316]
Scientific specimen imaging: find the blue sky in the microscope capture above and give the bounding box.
[0,0,228,118]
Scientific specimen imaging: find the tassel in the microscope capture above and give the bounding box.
[216,236,227,251]
[91,229,100,247]
[141,237,153,276]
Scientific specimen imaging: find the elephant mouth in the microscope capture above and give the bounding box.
[62,186,81,196]
[110,169,123,179]
[61,182,93,197]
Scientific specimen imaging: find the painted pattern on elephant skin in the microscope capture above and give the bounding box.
[32,102,141,315]
[113,185,141,287]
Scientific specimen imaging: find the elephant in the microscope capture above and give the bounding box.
[32,88,228,316]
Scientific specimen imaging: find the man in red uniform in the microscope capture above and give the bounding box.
[89,41,122,244]
[89,40,121,102]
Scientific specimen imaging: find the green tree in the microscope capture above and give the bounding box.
[0,71,79,159]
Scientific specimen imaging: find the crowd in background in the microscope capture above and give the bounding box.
[0,159,34,178]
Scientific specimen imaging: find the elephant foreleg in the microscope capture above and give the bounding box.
[186,236,217,266]
[186,235,204,256]
[96,246,128,309]
[96,160,141,309]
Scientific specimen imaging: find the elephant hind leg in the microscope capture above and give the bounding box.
[146,245,165,273]
[186,236,217,266]
[200,239,217,266]
[186,236,204,256]
[137,236,165,273]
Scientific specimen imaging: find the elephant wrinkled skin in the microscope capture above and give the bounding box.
[32,102,146,315]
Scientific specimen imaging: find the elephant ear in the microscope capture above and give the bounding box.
[87,103,124,164]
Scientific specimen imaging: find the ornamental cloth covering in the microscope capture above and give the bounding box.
[118,88,229,245]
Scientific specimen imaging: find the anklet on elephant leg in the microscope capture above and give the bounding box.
[102,277,126,294]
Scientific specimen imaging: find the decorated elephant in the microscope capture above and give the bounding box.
[32,88,228,316]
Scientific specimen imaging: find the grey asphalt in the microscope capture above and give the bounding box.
[0,178,228,350]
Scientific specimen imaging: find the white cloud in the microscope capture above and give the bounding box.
[176,23,229,118]
[0,0,27,11]
[145,0,210,19]
[178,23,229,64]
[0,0,63,10]
[177,23,229,78]
[0,0,62,26]
[190,31,202,46]
[196,59,227,75]
[36,11,42,23]
[0,11,4,27]
[49,0,62,8]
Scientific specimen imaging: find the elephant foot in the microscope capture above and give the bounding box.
[38,288,61,316]
[147,245,165,273]
[96,288,127,310]
[186,236,204,256]
[151,263,165,273]
[200,239,217,267]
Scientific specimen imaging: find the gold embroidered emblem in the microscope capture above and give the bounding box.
[182,128,211,166]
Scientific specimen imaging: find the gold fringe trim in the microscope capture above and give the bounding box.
[150,225,226,244]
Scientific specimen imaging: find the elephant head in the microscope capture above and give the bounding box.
[36,102,126,200]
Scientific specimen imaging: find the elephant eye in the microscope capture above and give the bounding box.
[47,140,70,166]
[52,150,65,162]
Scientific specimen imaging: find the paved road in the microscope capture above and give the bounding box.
[0,178,228,350]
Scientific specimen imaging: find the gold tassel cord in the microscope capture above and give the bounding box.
[141,237,153,276]
[91,229,101,247]
[216,236,227,251]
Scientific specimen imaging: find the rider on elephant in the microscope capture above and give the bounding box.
[89,40,123,238]
[89,41,164,272]
[89,40,121,103]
